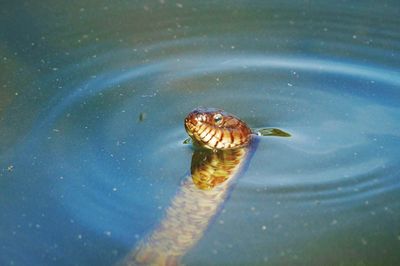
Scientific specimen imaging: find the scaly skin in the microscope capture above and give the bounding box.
[121,108,254,266]
[184,107,252,150]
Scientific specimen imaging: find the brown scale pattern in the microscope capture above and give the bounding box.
[184,108,252,150]
[121,108,253,266]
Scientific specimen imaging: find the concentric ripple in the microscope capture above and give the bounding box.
[1,1,400,265]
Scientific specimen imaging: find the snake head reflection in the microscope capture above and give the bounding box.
[191,147,247,190]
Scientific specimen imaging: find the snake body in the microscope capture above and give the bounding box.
[122,108,255,266]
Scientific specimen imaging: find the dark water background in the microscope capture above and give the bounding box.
[1,1,400,265]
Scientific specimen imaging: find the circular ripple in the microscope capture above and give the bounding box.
[1,2,400,265]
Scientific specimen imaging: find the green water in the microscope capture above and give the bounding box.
[1,1,400,265]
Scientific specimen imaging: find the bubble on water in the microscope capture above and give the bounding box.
[261,225,267,231]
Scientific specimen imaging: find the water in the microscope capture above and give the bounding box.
[1,1,400,265]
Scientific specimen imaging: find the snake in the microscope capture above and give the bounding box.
[184,107,253,150]
[121,107,277,266]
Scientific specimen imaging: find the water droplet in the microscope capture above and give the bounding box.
[361,238,367,245]
[261,225,267,230]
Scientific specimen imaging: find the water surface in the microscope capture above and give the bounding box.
[1,1,400,265]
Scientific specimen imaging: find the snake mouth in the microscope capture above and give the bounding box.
[185,111,218,149]
[184,116,196,137]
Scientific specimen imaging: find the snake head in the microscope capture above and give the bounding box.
[184,107,252,150]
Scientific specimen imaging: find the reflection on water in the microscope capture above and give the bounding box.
[255,128,291,137]
[122,141,257,265]
[1,0,400,265]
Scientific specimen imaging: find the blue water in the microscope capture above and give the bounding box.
[1,1,400,265]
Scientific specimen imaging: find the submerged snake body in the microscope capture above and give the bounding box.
[123,108,255,266]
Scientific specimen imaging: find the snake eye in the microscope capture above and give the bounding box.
[213,113,223,124]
